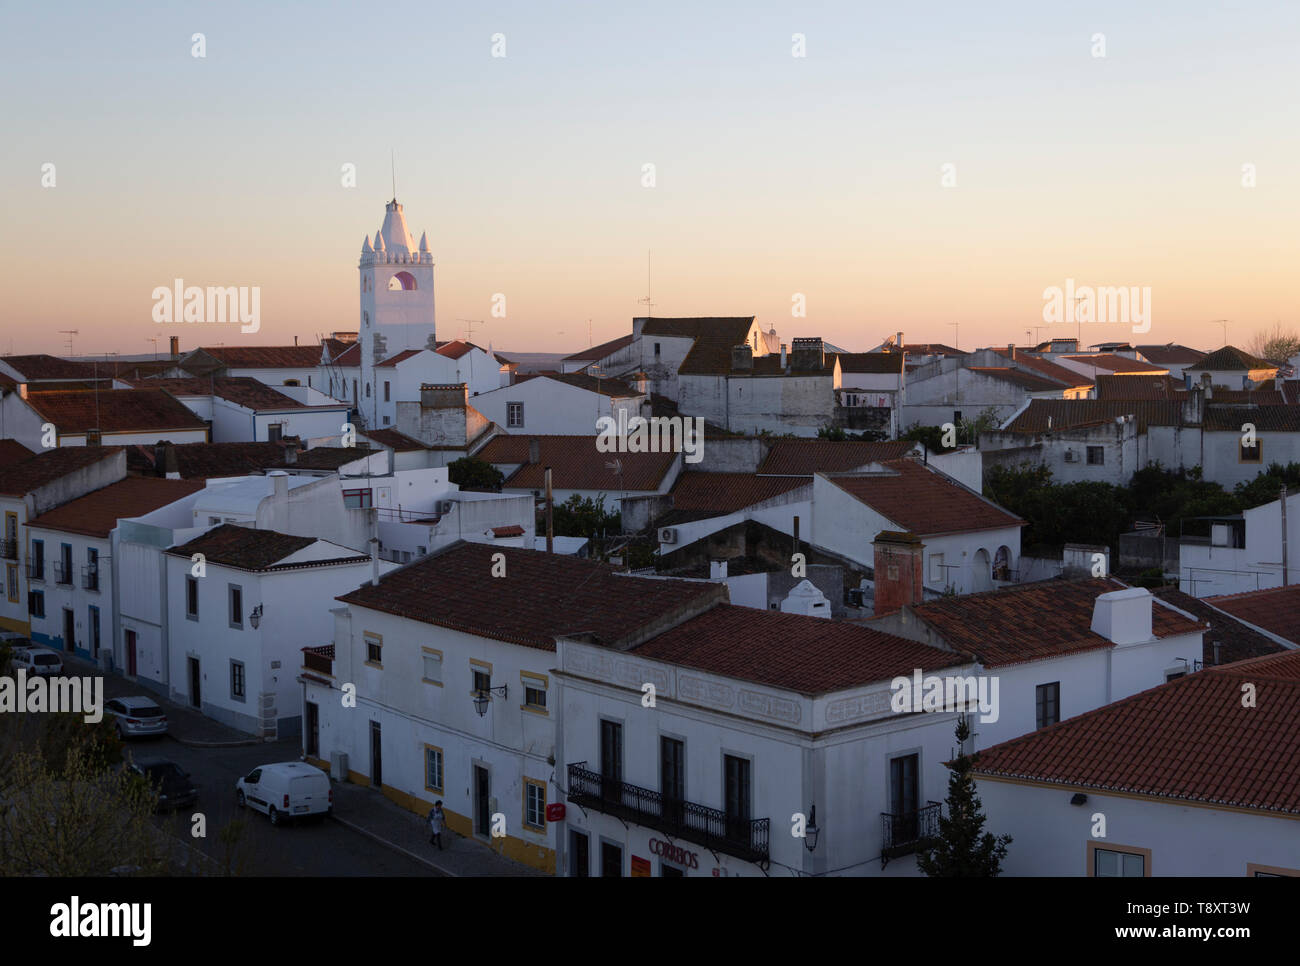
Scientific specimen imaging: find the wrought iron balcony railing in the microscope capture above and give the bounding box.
[25,560,45,581]
[881,801,942,864]
[567,762,769,865]
[53,561,72,585]
[0,539,16,560]
[82,565,99,591]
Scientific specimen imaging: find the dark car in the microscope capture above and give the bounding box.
[128,759,198,812]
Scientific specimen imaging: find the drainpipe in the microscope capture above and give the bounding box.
[1282,485,1289,587]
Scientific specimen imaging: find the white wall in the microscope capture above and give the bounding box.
[472,378,645,436]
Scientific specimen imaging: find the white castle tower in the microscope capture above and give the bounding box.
[358,198,437,427]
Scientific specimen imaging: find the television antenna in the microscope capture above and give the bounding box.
[456,319,484,343]
[637,249,654,315]
[59,329,79,357]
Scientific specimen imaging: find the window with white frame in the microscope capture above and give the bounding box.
[523,779,546,830]
[507,402,524,428]
[424,745,443,792]
[522,673,547,712]
[422,649,442,685]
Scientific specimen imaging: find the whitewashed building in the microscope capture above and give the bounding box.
[471,373,647,436]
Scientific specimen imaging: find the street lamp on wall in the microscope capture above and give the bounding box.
[472,683,508,717]
[804,804,819,853]
[250,605,263,629]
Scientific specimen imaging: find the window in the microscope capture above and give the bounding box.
[1091,844,1149,877]
[365,635,382,666]
[366,384,371,397]
[86,547,99,591]
[661,737,685,823]
[363,311,369,326]
[383,415,391,425]
[186,576,199,619]
[424,745,444,792]
[28,590,45,618]
[30,539,44,581]
[421,648,442,685]
[569,830,590,877]
[343,488,373,509]
[472,668,490,695]
[1036,682,1060,728]
[230,660,245,700]
[59,543,72,585]
[229,584,243,628]
[507,402,524,428]
[268,425,282,443]
[384,381,390,402]
[1086,446,1104,465]
[523,779,546,830]
[889,753,920,839]
[1240,439,1262,463]
[724,755,752,832]
[209,516,221,526]
[600,719,623,783]
[6,564,17,604]
[929,553,944,583]
[521,673,547,712]
[284,379,300,387]
[654,342,661,358]
[953,410,962,424]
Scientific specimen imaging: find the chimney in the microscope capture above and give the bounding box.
[369,537,380,585]
[268,469,289,502]
[1212,641,1221,665]
[169,336,179,359]
[528,437,541,465]
[419,383,468,410]
[780,343,787,367]
[791,337,824,371]
[284,445,297,466]
[872,530,924,616]
[731,345,753,371]
[896,331,904,349]
[1008,343,1015,360]
[1090,587,1153,645]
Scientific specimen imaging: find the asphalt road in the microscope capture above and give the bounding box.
[126,735,440,876]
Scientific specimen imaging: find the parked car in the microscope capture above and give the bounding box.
[126,758,198,812]
[103,696,169,738]
[236,762,332,826]
[11,646,63,677]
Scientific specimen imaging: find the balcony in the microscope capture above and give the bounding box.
[881,801,942,866]
[25,560,45,582]
[81,566,99,592]
[567,762,770,866]
[301,644,335,677]
[0,539,16,560]
[53,561,72,586]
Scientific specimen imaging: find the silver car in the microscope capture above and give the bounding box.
[11,646,63,677]
[104,696,169,738]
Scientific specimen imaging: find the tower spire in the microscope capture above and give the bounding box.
[391,149,396,202]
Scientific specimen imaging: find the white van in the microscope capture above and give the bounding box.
[235,762,332,825]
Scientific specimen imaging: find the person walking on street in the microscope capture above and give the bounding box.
[428,800,445,849]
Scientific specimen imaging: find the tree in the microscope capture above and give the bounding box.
[447,457,503,492]
[959,406,1003,445]
[1234,462,1300,510]
[902,423,958,453]
[917,717,1012,877]
[1248,322,1300,363]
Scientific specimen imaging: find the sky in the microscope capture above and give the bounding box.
[2,0,1297,358]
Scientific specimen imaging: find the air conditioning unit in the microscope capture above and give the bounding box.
[1063,450,1077,463]
[437,501,453,514]
[329,751,348,782]
[659,527,677,544]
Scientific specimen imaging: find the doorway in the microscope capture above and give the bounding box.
[188,656,201,708]
[601,841,623,877]
[124,630,137,676]
[474,765,490,836]
[305,702,319,759]
[63,608,75,653]
[369,720,382,787]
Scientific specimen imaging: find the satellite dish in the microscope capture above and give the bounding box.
[606,459,623,474]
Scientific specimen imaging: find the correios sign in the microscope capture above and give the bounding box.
[649,838,699,869]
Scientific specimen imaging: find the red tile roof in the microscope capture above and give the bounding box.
[127,441,294,479]
[375,348,426,368]
[168,523,365,571]
[1187,345,1275,372]
[476,435,677,492]
[1202,405,1300,432]
[563,334,635,362]
[899,343,961,356]
[1,354,98,380]
[196,346,324,368]
[25,389,208,435]
[1003,399,1186,433]
[1204,584,1300,646]
[1094,373,1175,400]
[514,372,640,397]
[435,340,484,361]
[966,367,1065,392]
[833,352,904,375]
[991,350,1094,388]
[1136,343,1206,365]
[129,377,336,412]
[824,460,1023,537]
[1149,586,1286,666]
[0,446,123,498]
[25,477,203,537]
[755,440,917,476]
[1063,354,1167,374]
[971,650,1300,814]
[267,446,374,470]
[338,541,725,649]
[639,318,756,376]
[324,341,360,367]
[635,604,969,695]
[899,578,1202,668]
[670,472,808,513]
[361,428,431,452]
[0,439,35,465]
[492,524,526,537]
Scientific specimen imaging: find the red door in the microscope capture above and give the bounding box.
[125,629,137,676]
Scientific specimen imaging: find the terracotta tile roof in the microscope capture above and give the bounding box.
[1095,373,1176,400]
[563,334,635,362]
[435,340,484,361]
[324,341,360,367]
[1,354,97,380]
[971,650,1300,814]
[361,429,431,452]
[129,377,334,412]
[375,348,425,368]
[824,460,1023,537]
[196,346,323,369]
[1150,586,1286,666]
[900,343,961,356]
[1187,345,1275,372]
[515,372,640,397]
[25,390,208,435]
[492,524,526,537]
[670,472,808,513]
[0,371,17,390]
[1003,399,1186,433]
[0,446,122,497]
[900,578,1202,668]
[338,541,724,650]
[168,523,362,571]
[832,352,904,375]
[966,367,1065,392]
[477,435,677,492]
[634,604,969,695]
[1062,354,1167,374]
[991,350,1093,388]
[127,441,293,479]
[25,477,204,537]
[0,439,35,465]
[1204,584,1300,646]
[1202,405,1300,432]
[1136,343,1206,365]
[639,318,756,375]
[266,446,375,470]
[756,440,917,475]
